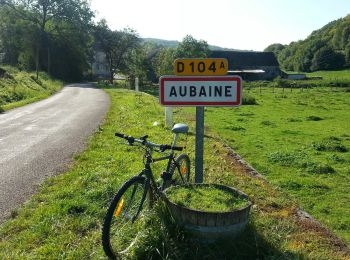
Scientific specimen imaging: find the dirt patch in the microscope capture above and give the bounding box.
[296,210,350,255]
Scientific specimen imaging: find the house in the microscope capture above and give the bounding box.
[209,50,282,81]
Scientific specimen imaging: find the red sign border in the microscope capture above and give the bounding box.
[159,76,242,106]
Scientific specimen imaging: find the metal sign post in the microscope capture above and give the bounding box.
[195,106,204,183]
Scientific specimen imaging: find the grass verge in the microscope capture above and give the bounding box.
[0,85,349,259]
[0,66,62,112]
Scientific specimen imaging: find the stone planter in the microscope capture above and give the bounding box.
[163,183,252,242]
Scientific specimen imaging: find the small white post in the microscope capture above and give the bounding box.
[165,107,173,128]
[135,77,139,92]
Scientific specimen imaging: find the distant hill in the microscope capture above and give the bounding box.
[142,37,240,51]
[265,14,350,72]
[142,38,179,48]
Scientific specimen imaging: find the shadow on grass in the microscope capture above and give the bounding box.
[132,203,303,260]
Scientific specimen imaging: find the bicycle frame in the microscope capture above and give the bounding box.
[140,132,185,186]
[132,136,185,219]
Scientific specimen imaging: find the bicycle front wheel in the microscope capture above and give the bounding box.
[102,175,148,259]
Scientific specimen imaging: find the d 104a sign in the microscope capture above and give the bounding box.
[159,76,242,106]
[174,58,228,76]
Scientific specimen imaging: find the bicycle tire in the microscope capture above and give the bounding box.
[102,175,148,259]
[168,153,191,186]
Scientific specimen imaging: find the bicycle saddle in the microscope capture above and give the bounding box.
[172,123,189,134]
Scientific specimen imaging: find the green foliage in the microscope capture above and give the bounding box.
[174,35,210,58]
[152,47,176,78]
[0,66,62,110]
[202,83,350,244]
[165,185,249,212]
[152,35,210,79]
[94,21,140,82]
[269,15,350,72]
[242,94,257,105]
[311,45,345,71]
[0,0,94,81]
[264,43,286,55]
[0,86,347,259]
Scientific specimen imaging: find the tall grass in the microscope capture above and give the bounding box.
[0,66,62,111]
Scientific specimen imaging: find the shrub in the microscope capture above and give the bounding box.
[242,95,257,105]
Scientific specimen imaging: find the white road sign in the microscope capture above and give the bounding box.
[159,76,242,106]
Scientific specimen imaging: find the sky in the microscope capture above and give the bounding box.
[90,0,350,51]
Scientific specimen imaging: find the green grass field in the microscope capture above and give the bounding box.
[201,85,350,244]
[0,66,62,111]
[307,69,350,80]
[1,85,348,259]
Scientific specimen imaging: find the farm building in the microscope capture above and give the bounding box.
[210,50,282,81]
[91,51,110,80]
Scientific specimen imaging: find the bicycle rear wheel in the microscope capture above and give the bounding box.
[169,153,191,186]
[102,175,148,259]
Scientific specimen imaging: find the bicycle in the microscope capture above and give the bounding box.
[102,123,191,259]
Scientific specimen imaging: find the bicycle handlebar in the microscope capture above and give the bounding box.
[115,132,183,151]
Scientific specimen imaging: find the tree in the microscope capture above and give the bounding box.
[0,0,93,79]
[175,35,209,58]
[311,45,345,71]
[264,43,285,56]
[94,22,140,82]
[341,25,350,49]
[344,43,350,67]
[151,35,210,79]
[269,15,350,72]
[152,47,176,77]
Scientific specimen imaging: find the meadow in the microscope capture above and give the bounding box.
[202,84,350,244]
[1,85,348,259]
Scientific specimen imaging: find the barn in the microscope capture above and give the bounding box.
[210,50,282,81]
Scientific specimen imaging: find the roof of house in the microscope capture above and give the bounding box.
[210,50,279,69]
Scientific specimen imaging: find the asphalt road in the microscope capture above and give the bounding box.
[0,83,110,223]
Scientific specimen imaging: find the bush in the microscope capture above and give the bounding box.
[242,95,257,105]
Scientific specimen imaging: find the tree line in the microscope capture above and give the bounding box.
[265,15,350,72]
[0,0,209,82]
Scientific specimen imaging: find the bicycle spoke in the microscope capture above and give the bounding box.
[103,176,148,257]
